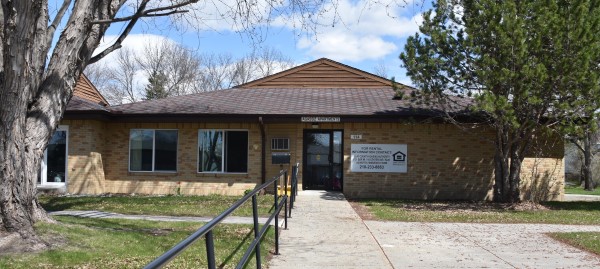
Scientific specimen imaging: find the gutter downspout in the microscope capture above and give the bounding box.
[259,117,266,184]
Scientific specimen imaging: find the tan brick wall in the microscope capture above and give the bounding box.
[61,120,564,200]
[342,123,496,200]
[520,134,565,201]
[63,120,106,194]
[101,122,262,195]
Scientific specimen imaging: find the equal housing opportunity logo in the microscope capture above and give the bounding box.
[392,151,406,163]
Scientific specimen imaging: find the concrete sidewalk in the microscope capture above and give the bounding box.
[269,191,600,269]
[564,194,600,201]
[268,190,393,269]
[48,210,269,225]
[367,221,600,269]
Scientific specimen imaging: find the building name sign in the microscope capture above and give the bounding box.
[350,144,407,173]
[301,116,341,122]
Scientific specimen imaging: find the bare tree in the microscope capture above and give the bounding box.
[138,40,202,96]
[1,0,365,250]
[373,61,389,78]
[229,47,296,87]
[253,47,295,78]
[109,47,140,104]
[198,53,236,91]
[570,121,600,190]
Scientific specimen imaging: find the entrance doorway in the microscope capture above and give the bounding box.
[303,130,343,191]
[38,126,68,187]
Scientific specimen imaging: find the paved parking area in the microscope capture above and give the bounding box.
[366,221,600,269]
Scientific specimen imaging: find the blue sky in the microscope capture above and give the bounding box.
[68,0,430,86]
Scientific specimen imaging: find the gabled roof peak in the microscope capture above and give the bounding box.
[236,57,395,89]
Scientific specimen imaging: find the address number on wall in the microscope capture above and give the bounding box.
[350,134,362,139]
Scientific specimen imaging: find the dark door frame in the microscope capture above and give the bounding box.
[302,129,344,191]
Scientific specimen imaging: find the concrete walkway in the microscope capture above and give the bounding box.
[48,210,268,225]
[367,222,600,269]
[564,194,600,201]
[269,190,394,269]
[270,190,600,269]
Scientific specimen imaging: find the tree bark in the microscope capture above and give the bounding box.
[0,0,123,246]
[583,129,594,191]
[493,124,528,203]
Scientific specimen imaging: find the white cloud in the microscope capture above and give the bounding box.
[180,0,284,32]
[274,0,424,62]
[298,33,397,62]
[94,34,175,63]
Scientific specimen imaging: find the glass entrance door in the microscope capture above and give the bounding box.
[38,126,68,186]
[303,130,343,191]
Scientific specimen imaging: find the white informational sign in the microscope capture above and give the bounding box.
[351,144,407,173]
[300,116,340,122]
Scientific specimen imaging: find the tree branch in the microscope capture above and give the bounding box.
[88,0,152,64]
[92,9,188,24]
[88,0,199,64]
[46,0,72,49]
[91,0,198,24]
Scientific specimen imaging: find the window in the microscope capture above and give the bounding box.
[198,130,248,173]
[271,138,289,150]
[38,125,68,185]
[129,129,178,172]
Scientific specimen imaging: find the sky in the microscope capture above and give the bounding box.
[54,0,430,87]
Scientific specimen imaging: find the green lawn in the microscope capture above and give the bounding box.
[564,185,600,196]
[355,200,600,225]
[0,216,274,269]
[548,232,600,256]
[40,194,276,217]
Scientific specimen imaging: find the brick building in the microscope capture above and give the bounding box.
[43,58,564,200]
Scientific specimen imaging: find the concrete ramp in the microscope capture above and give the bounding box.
[269,190,393,269]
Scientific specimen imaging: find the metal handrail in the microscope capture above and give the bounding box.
[144,165,299,269]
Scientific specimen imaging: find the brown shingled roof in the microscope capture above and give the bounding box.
[66,96,110,112]
[109,87,456,117]
[65,58,473,121]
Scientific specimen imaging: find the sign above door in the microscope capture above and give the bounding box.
[301,116,340,122]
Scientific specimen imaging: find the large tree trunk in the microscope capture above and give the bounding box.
[0,1,51,242]
[493,126,527,203]
[0,0,120,249]
[582,129,595,191]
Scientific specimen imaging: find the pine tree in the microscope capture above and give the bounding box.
[401,0,600,202]
[144,70,169,100]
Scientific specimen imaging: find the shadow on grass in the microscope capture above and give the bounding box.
[542,201,600,211]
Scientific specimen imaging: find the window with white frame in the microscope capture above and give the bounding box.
[198,130,248,173]
[271,138,289,150]
[129,129,178,172]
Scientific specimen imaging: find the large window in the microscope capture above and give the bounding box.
[198,130,248,173]
[130,129,178,172]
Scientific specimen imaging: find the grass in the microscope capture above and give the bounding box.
[565,185,600,196]
[0,216,275,269]
[40,194,276,217]
[548,232,600,256]
[356,199,600,225]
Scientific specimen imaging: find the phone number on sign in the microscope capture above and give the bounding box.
[359,164,385,170]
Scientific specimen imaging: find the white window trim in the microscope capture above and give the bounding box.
[128,129,178,173]
[197,129,249,174]
[38,125,69,186]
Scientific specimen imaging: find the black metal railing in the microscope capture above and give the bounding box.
[144,164,299,269]
[288,163,299,217]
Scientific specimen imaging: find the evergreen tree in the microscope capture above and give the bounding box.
[401,0,600,202]
[144,70,169,100]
